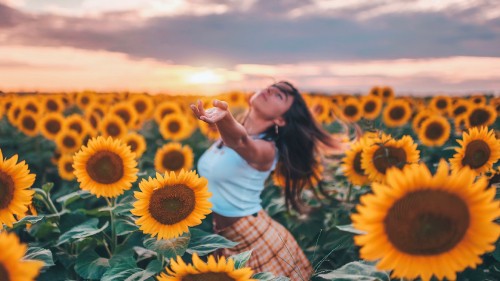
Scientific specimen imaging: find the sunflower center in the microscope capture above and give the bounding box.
[0,171,15,209]
[382,90,391,97]
[26,103,38,113]
[149,184,195,225]
[64,162,74,173]
[106,123,121,137]
[168,121,181,133]
[453,105,467,116]
[436,100,447,109]
[161,109,174,118]
[468,109,490,127]
[69,122,83,134]
[344,105,358,117]
[364,101,376,113]
[22,116,36,130]
[162,151,185,171]
[373,146,407,174]
[86,151,124,184]
[127,140,138,152]
[46,120,61,134]
[47,100,59,111]
[389,106,405,120]
[0,263,10,281]
[135,101,147,113]
[116,109,131,124]
[384,190,469,255]
[182,273,235,281]
[81,96,89,105]
[461,140,490,169]
[63,136,76,148]
[424,122,444,140]
[314,105,324,115]
[353,152,364,175]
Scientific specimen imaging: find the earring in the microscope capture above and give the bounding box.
[275,124,279,135]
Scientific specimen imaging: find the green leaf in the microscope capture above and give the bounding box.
[57,218,109,246]
[252,272,276,280]
[56,190,92,207]
[315,261,390,281]
[124,260,163,281]
[13,215,45,228]
[115,218,139,236]
[42,182,54,194]
[187,228,238,256]
[101,254,142,281]
[144,232,190,260]
[336,224,365,235]
[493,240,500,262]
[229,250,252,269]
[75,250,110,280]
[24,247,55,267]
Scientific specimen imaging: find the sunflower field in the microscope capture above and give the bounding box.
[0,87,499,281]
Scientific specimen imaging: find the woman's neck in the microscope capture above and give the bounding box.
[243,110,274,136]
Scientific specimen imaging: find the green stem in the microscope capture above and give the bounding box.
[345,183,353,203]
[106,198,117,253]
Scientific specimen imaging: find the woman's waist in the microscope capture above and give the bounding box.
[213,211,259,232]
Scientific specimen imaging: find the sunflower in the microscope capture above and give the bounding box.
[429,95,451,116]
[16,111,39,137]
[58,154,75,181]
[122,132,147,159]
[6,102,22,126]
[198,121,220,141]
[417,115,451,147]
[42,95,64,113]
[451,99,473,118]
[154,101,183,124]
[21,98,42,116]
[351,160,500,281]
[273,157,323,189]
[450,126,500,175]
[466,104,497,128]
[85,112,101,133]
[411,109,434,133]
[0,149,36,227]
[469,94,486,105]
[342,138,373,186]
[64,114,90,137]
[85,103,107,119]
[110,102,139,129]
[310,96,332,124]
[225,91,249,110]
[341,97,363,122]
[155,143,194,174]
[361,134,420,183]
[75,91,94,110]
[361,95,383,120]
[130,94,154,119]
[0,232,44,281]
[159,114,193,141]
[39,112,65,140]
[158,252,255,281]
[131,169,212,239]
[55,129,82,154]
[368,86,381,98]
[73,136,137,198]
[380,86,394,102]
[99,114,128,139]
[383,99,412,127]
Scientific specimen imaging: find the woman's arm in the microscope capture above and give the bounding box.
[190,100,276,170]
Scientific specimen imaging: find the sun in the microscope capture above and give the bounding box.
[186,69,224,84]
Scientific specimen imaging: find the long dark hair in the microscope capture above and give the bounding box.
[249,81,343,213]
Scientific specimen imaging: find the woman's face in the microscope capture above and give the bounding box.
[249,82,295,120]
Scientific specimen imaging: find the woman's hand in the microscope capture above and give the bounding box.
[190,99,229,124]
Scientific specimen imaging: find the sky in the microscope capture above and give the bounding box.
[1,0,499,96]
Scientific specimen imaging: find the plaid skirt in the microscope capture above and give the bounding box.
[215,210,314,280]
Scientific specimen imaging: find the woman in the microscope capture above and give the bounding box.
[191,81,348,280]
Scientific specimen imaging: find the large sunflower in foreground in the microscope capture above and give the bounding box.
[342,138,373,186]
[73,136,138,198]
[131,169,212,239]
[361,134,420,183]
[450,126,500,175]
[0,231,44,281]
[417,115,451,147]
[382,99,412,127]
[154,143,194,174]
[0,149,36,227]
[159,114,193,141]
[352,160,500,281]
[157,252,255,281]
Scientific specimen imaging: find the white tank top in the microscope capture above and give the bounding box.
[196,134,278,217]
